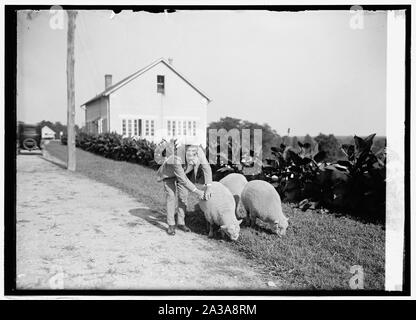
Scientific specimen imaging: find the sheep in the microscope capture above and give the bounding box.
[219,173,248,219]
[241,180,289,236]
[198,182,242,241]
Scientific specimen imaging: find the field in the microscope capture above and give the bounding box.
[45,141,385,290]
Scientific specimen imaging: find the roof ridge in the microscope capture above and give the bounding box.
[81,58,211,106]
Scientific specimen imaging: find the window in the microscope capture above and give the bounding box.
[150,120,155,136]
[127,119,132,137]
[134,119,138,136]
[122,118,147,137]
[122,119,126,136]
[157,75,165,94]
[166,119,198,137]
[145,120,149,136]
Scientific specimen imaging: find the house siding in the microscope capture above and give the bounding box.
[41,126,56,139]
[85,97,109,134]
[108,62,208,147]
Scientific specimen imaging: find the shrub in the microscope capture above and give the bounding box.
[263,141,326,201]
[314,133,340,162]
[61,132,158,168]
[264,133,386,223]
[329,134,386,221]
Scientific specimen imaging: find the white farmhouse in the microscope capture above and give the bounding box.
[41,125,56,139]
[81,58,211,147]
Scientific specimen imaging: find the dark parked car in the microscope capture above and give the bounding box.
[17,123,42,153]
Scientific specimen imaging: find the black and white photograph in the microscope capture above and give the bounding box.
[3,2,411,298]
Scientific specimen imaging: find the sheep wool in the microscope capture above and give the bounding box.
[241,180,289,236]
[219,173,248,219]
[198,182,242,241]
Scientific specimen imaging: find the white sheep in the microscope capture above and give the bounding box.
[219,173,248,219]
[241,180,289,236]
[198,182,242,241]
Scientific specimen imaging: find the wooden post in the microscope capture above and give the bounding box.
[66,10,77,171]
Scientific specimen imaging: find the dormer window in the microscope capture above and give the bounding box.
[157,75,165,94]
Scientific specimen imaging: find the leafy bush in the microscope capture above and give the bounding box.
[60,134,67,145]
[329,134,386,221]
[264,133,386,223]
[314,133,340,162]
[61,132,158,168]
[263,141,326,201]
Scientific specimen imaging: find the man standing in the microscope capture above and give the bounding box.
[157,142,212,235]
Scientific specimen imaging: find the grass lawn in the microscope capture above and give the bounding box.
[45,141,385,290]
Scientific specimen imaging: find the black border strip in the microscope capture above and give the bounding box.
[403,3,411,295]
[4,4,411,297]
[5,4,17,296]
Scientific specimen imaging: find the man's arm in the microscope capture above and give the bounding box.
[172,158,198,192]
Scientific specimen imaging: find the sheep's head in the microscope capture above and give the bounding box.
[220,220,242,241]
[273,217,289,237]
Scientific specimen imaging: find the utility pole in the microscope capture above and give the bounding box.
[66,10,77,171]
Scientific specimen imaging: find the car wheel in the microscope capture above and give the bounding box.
[22,138,37,151]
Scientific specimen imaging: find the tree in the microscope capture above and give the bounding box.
[291,136,299,149]
[208,117,243,131]
[281,135,290,146]
[54,121,67,136]
[314,133,340,162]
[371,136,386,154]
[303,134,314,146]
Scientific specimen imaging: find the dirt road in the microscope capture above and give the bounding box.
[16,155,274,290]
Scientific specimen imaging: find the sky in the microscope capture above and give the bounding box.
[17,9,387,136]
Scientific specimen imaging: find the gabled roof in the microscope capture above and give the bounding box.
[41,125,55,132]
[81,58,212,107]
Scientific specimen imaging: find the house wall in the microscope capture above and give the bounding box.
[85,97,109,134]
[41,127,56,139]
[108,62,208,147]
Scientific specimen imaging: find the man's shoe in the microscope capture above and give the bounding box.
[177,224,191,232]
[167,225,176,235]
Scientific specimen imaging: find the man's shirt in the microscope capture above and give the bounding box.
[157,146,213,192]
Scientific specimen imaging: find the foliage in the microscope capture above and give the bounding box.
[290,136,299,149]
[263,140,326,201]
[264,133,386,223]
[314,133,340,162]
[36,120,80,138]
[61,132,157,168]
[328,133,386,220]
